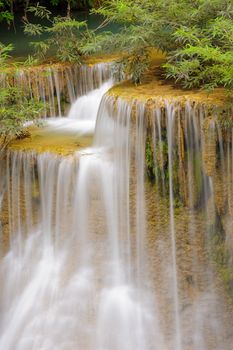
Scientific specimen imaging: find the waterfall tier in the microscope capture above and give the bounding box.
[0,62,112,117]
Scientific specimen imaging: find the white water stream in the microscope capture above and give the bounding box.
[45,80,113,135]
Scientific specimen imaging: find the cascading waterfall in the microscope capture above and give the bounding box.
[45,79,113,135]
[0,68,233,349]
[0,63,111,117]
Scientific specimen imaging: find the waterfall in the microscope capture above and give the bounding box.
[0,63,111,117]
[45,79,113,135]
[0,71,233,349]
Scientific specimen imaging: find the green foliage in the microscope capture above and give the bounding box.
[86,0,233,90]
[0,10,13,24]
[24,22,44,36]
[47,17,88,62]
[27,3,51,19]
[0,87,45,149]
[164,14,233,90]
[145,135,155,182]
[23,54,39,66]
[29,41,49,59]
[115,49,150,84]
[0,0,13,24]
[0,42,13,64]
[23,3,89,63]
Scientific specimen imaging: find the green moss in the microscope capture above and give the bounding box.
[145,135,155,182]
[211,224,233,298]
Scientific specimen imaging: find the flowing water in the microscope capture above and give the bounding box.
[0,63,111,117]
[46,79,113,135]
[0,64,233,350]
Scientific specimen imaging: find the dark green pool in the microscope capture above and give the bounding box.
[0,11,120,58]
